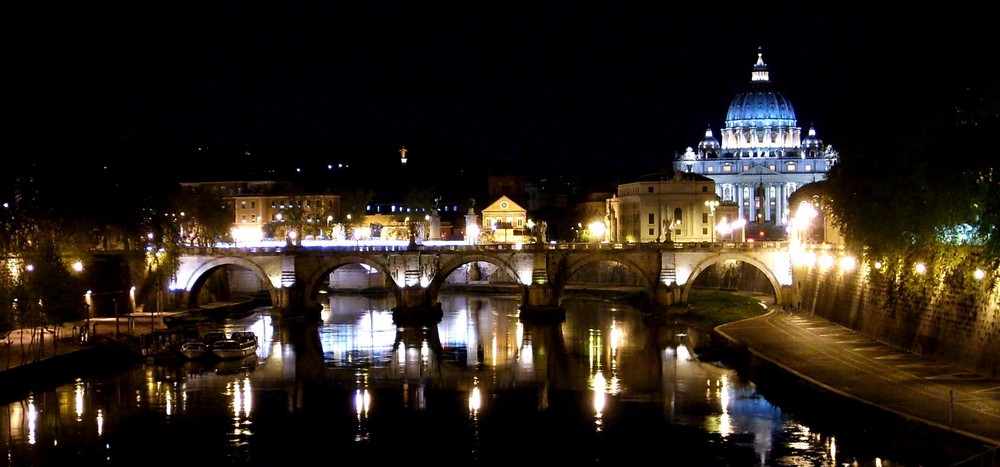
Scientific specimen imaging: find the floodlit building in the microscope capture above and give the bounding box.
[481,195,529,244]
[673,49,838,238]
[606,171,738,244]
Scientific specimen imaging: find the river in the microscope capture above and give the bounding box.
[0,291,977,466]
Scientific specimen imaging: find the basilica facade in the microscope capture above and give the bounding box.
[673,49,838,238]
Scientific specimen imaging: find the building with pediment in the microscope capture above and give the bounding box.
[480,195,529,244]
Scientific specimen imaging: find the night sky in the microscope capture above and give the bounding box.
[4,1,993,184]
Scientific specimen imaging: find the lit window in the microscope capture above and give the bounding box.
[723,164,732,172]
[707,166,714,172]
[786,162,796,171]
[805,165,812,171]
[769,165,776,171]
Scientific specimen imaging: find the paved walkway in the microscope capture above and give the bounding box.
[716,309,1000,449]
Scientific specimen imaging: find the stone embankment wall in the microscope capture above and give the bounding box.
[795,263,1000,378]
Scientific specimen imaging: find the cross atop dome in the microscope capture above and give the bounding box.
[752,46,769,82]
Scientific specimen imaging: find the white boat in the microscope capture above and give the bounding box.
[179,341,210,360]
[211,332,258,360]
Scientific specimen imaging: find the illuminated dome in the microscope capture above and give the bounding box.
[724,51,796,128]
[802,125,823,148]
[698,127,721,152]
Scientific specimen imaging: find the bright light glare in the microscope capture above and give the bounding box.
[588,220,607,242]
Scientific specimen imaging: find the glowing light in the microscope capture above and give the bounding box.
[974,268,985,280]
[915,262,926,275]
[469,379,482,413]
[838,256,856,272]
[874,261,882,270]
[355,388,372,416]
[817,254,835,270]
[466,223,480,244]
[592,371,607,417]
[72,260,84,272]
[588,220,607,242]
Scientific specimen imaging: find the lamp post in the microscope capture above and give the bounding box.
[704,200,719,242]
[113,297,119,337]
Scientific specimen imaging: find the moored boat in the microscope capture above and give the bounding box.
[211,332,258,360]
[179,341,210,360]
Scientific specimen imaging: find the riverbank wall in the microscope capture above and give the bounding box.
[794,261,1000,378]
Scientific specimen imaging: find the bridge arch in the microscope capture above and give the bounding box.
[680,252,783,305]
[184,257,280,309]
[557,251,660,303]
[301,256,395,309]
[426,253,525,300]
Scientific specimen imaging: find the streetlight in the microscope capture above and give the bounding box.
[588,220,607,243]
[704,200,719,242]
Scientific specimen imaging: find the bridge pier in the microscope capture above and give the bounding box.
[519,284,565,323]
[392,285,443,325]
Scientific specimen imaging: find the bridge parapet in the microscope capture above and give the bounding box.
[172,242,797,319]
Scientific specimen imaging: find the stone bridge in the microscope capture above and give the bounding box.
[166,242,797,321]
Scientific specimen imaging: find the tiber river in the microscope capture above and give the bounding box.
[0,291,982,466]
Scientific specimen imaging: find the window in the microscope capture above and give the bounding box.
[648,228,654,235]
[251,201,256,209]
[707,166,714,172]
[723,164,732,172]
[648,213,655,224]
[805,164,812,171]
[648,186,654,193]
[787,162,796,171]
[702,185,708,192]
[251,215,257,222]
[241,215,247,223]
[674,207,682,223]
[769,164,776,171]
[241,201,247,209]
[702,213,709,223]
[702,227,708,235]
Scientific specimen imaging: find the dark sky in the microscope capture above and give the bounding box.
[4,1,993,183]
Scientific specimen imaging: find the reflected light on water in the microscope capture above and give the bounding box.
[355,388,372,417]
[593,371,607,430]
[75,379,84,421]
[828,436,837,465]
[27,395,37,445]
[469,378,482,414]
[718,375,732,438]
[676,344,692,361]
[96,408,104,437]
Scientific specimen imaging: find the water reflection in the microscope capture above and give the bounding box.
[0,293,971,466]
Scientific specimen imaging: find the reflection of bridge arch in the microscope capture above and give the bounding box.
[680,253,782,304]
[301,256,394,306]
[426,253,524,300]
[184,257,280,309]
[559,252,659,297]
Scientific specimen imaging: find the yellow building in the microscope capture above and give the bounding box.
[480,196,529,244]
